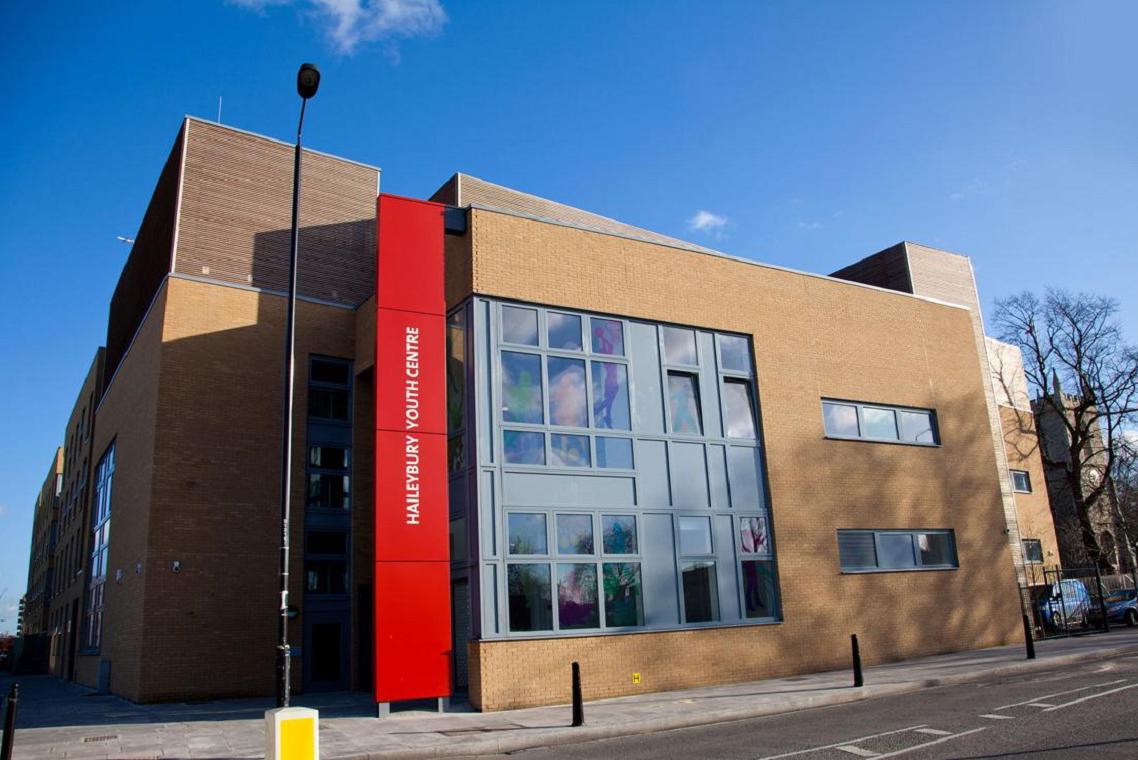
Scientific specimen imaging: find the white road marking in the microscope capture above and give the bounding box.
[753,726,927,759]
[1027,702,1054,708]
[870,728,988,759]
[835,746,880,757]
[981,714,1015,720]
[993,679,1127,710]
[913,728,952,736]
[1042,682,1138,711]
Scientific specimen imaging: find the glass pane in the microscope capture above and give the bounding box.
[738,516,770,555]
[548,357,588,427]
[557,563,599,629]
[662,326,698,365]
[719,335,751,373]
[449,517,469,562]
[681,561,719,623]
[501,305,539,345]
[592,362,631,430]
[305,560,347,594]
[310,623,342,682]
[550,434,591,467]
[678,516,713,555]
[602,515,638,554]
[309,445,349,469]
[668,373,703,434]
[863,407,898,440]
[1012,470,1031,492]
[310,359,350,386]
[556,514,594,554]
[503,430,545,465]
[877,533,916,568]
[917,533,954,566]
[898,410,935,444]
[308,388,349,421]
[508,513,548,555]
[306,531,347,556]
[307,473,350,509]
[501,352,544,424]
[603,563,644,627]
[590,318,625,355]
[723,380,757,438]
[741,560,778,619]
[1023,539,1043,563]
[447,310,466,431]
[596,437,634,469]
[507,563,553,632]
[822,402,859,437]
[838,531,877,569]
[448,435,465,472]
[548,312,583,351]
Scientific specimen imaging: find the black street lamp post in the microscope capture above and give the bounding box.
[277,62,321,709]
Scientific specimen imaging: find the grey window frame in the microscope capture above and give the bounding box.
[837,529,958,573]
[1022,538,1044,564]
[1011,469,1032,493]
[822,399,940,446]
[81,440,115,654]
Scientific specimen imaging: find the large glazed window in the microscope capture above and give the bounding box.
[83,441,115,651]
[485,301,780,637]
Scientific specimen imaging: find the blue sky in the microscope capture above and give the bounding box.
[1,1,1136,630]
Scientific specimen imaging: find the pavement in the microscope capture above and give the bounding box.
[3,628,1138,760]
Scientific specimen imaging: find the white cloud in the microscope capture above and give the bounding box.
[230,0,447,56]
[797,220,821,230]
[687,210,730,236]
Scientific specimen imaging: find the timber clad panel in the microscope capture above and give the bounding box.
[176,119,378,307]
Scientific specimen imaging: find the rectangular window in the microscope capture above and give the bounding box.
[822,399,939,446]
[1022,538,1044,564]
[603,563,644,627]
[501,305,539,346]
[838,530,958,572]
[550,433,590,467]
[602,514,637,554]
[662,326,698,366]
[501,351,544,424]
[508,513,548,555]
[681,562,719,623]
[595,437,634,469]
[547,312,583,351]
[668,372,703,435]
[557,563,599,629]
[507,563,553,631]
[591,362,631,430]
[556,514,595,555]
[1011,469,1032,493]
[503,430,545,465]
[447,309,466,472]
[83,442,115,651]
[590,318,625,356]
[722,379,757,439]
[718,335,751,373]
[741,560,778,619]
[548,357,588,428]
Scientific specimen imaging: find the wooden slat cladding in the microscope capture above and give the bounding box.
[176,119,378,307]
[830,243,913,293]
[455,173,720,256]
[106,126,184,383]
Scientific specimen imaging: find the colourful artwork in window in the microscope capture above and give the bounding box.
[501,351,543,424]
[592,362,630,429]
[550,433,591,467]
[739,516,769,555]
[591,318,624,355]
[668,373,702,434]
[603,563,644,626]
[557,563,599,629]
[548,357,587,427]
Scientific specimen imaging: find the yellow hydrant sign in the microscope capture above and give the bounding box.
[265,707,319,760]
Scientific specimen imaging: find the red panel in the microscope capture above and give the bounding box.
[375,430,448,562]
[374,560,452,702]
[377,195,446,316]
[374,192,451,703]
[375,309,446,435]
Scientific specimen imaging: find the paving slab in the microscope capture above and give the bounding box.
[3,628,1138,760]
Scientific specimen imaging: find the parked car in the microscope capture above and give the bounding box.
[1088,588,1138,627]
[1036,579,1092,630]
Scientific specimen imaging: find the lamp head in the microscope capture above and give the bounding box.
[297,63,321,99]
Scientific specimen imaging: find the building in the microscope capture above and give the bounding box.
[23,449,63,638]
[986,338,1061,582]
[26,117,1030,709]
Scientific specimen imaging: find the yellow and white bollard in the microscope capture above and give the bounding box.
[265,707,319,760]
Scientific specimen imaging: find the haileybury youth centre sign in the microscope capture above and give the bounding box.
[374,194,451,703]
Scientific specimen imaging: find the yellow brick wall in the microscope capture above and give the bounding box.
[1000,405,1060,571]
[462,209,1023,710]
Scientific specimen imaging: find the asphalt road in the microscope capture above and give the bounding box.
[465,651,1138,759]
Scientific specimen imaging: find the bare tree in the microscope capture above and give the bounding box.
[1112,433,1138,573]
[995,290,1138,571]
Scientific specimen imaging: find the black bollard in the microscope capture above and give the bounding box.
[851,634,863,688]
[1022,614,1036,660]
[571,662,584,727]
[1,683,18,760]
